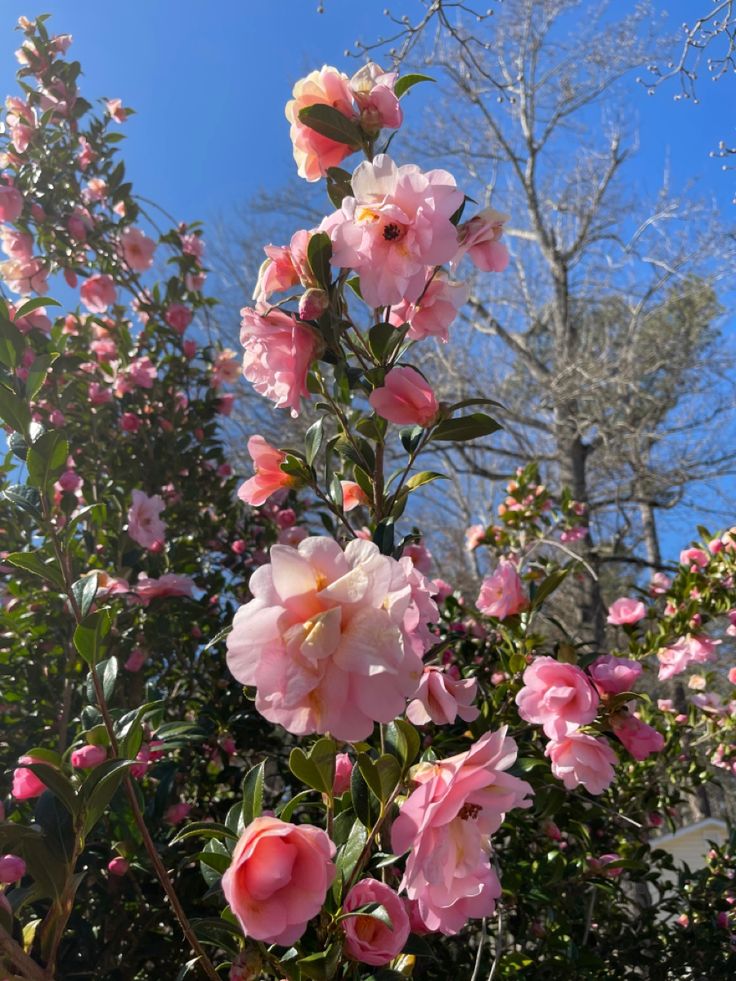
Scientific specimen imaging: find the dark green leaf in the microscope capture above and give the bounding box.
[241,761,266,825]
[368,321,400,360]
[0,317,25,369]
[81,760,134,833]
[394,73,434,98]
[14,296,61,319]
[74,610,112,666]
[298,104,363,148]
[531,567,571,608]
[71,575,99,618]
[26,353,59,399]
[5,550,64,589]
[171,822,239,845]
[3,483,42,521]
[373,520,395,556]
[431,412,502,442]
[307,231,333,290]
[26,431,69,489]
[384,719,420,771]
[305,417,324,466]
[0,387,31,435]
[24,764,78,817]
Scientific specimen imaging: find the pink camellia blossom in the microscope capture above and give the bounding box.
[0,227,33,261]
[588,654,642,696]
[11,755,51,799]
[120,226,156,271]
[253,229,313,308]
[369,365,439,427]
[545,732,618,795]
[238,435,292,507]
[285,66,357,182]
[0,256,48,295]
[324,154,463,307]
[349,62,402,131]
[107,857,129,877]
[82,176,107,203]
[341,878,410,966]
[657,634,721,681]
[124,648,147,672]
[476,559,527,620]
[165,303,192,334]
[340,480,369,511]
[649,571,672,595]
[679,547,709,571]
[0,854,26,884]
[71,744,107,769]
[465,524,485,551]
[391,727,533,935]
[587,854,622,878]
[0,182,23,222]
[222,816,336,945]
[132,572,195,606]
[560,525,587,543]
[606,597,647,626]
[80,273,117,313]
[106,98,128,123]
[401,540,433,576]
[728,667,736,686]
[211,348,241,387]
[333,753,353,796]
[77,135,97,169]
[453,207,510,273]
[389,271,469,342]
[240,306,319,417]
[610,711,665,761]
[226,536,436,741]
[127,490,166,549]
[120,412,141,433]
[114,356,157,396]
[406,665,479,726]
[88,381,112,405]
[515,657,599,739]
[165,802,192,825]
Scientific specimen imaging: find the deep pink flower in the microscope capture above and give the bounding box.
[222,816,336,945]
[606,597,646,625]
[120,226,156,271]
[516,657,599,739]
[454,207,510,272]
[240,307,319,417]
[610,711,665,761]
[124,648,147,672]
[476,559,527,620]
[165,802,192,825]
[226,537,435,741]
[389,271,469,343]
[11,755,50,800]
[80,273,117,313]
[237,435,292,507]
[391,728,533,935]
[587,854,622,878]
[108,857,129,876]
[333,753,353,795]
[165,303,192,334]
[342,878,410,965]
[0,183,23,222]
[649,571,672,595]
[285,66,357,181]
[127,490,166,549]
[120,412,141,433]
[406,665,479,726]
[545,733,617,795]
[588,655,642,696]
[324,154,463,306]
[369,366,439,427]
[132,573,195,606]
[340,480,369,512]
[679,547,709,570]
[349,62,402,131]
[71,744,107,769]
[0,854,26,884]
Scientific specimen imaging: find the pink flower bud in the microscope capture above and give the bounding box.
[71,744,107,769]
[0,854,26,884]
[107,857,129,877]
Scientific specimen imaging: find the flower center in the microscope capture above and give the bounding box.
[382,222,402,241]
[458,802,482,821]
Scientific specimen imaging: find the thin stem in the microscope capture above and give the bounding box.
[469,917,487,981]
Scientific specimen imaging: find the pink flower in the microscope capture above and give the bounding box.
[165,802,192,825]
[324,154,463,306]
[107,857,129,876]
[120,412,141,433]
[253,229,313,307]
[406,665,479,726]
[610,712,665,761]
[222,816,336,944]
[606,597,646,626]
[516,657,599,739]
[80,273,117,313]
[649,571,672,595]
[165,303,192,334]
[657,634,721,681]
[465,524,485,551]
[401,540,433,575]
[88,381,113,405]
[127,490,166,549]
[340,480,369,511]
[120,226,156,271]
[454,207,510,273]
[476,559,527,620]
[226,537,434,741]
[369,366,439,427]
[389,271,468,342]
[106,98,128,123]
[679,547,709,571]
[588,655,642,696]
[0,227,33,261]
[391,728,533,935]
[341,878,410,966]
[545,733,617,795]
[349,62,402,131]
[333,753,353,796]
[11,755,50,800]
[124,648,147,672]
[238,435,292,507]
[240,307,319,417]
[728,667,736,686]
[560,525,587,543]
[71,744,107,769]
[115,356,157,395]
[211,348,241,387]
[0,256,48,295]
[285,66,357,182]
[587,854,622,878]
[0,854,26,884]
[132,573,195,606]
[0,183,23,222]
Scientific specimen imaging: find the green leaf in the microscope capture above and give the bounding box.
[372,519,395,556]
[368,321,399,360]
[326,166,353,208]
[81,759,134,833]
[14,296,60,319]
[26,353,59,400]
[298,104,363,148]
[74,610,112,666]
[330,472,344,508]
[289,737,336,796]
[71,575,100,618]
[431,412,502,442]
[399,426,423,454]
[276,789,316,822]
[405,470,446,491]
[86,655,118,703]
[198,838,231,886]
[305,417,325,467]
[3,483,42,521]
[448,396,503,412]
[384,719,420,771]
[26,431,69,489]
[297,945,342,981]
[5,550,64,589]
[0,317,25,369]
[307,231,333,290]
[531,567,571,608]
[356,753,383,801]
[339,902,393,929]
[336,819,368,890]
[394,73,434,98]
[24,764,78,818]
[350,759,380,828]
[171,822,239,845]
[241,761,266,826]
[374,754,402,801]
[0,387,31,435]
